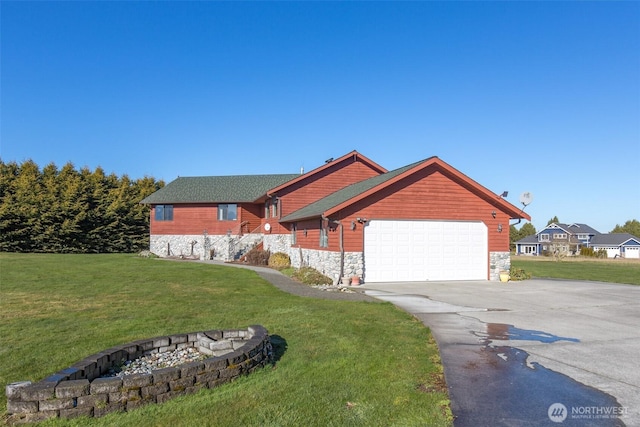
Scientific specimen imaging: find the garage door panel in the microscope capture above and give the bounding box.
[364,220,487,282]
[624,247,639,259]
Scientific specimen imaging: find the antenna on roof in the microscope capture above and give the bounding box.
[300,166,304,174]
[510,191,534,226]
[519,192,533,207]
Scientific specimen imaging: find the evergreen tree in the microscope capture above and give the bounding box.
[37,163,63,252]
[509,222,537,251]
[0,160,23,251]
[0,159,163,253]
[520,222,537,236]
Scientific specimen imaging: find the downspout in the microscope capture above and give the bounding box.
[338,220,344,281]
[323,215,344,281]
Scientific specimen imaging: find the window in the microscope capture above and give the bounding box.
[265,199,279,218]
[155,205,173,221]
[577,234,589,240]
[217,204,237,221]
[553,233,567,240]
[319,220,328,247]
[539,234,550,242]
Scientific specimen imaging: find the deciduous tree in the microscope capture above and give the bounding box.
[611,219,640,237]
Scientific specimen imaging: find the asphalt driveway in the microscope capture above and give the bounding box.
[361,279,639,427]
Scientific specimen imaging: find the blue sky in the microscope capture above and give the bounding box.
[2,1,638,233]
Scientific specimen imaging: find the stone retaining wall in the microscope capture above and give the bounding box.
[6,325,272,425]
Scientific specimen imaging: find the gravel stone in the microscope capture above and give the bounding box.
[104,347,206,378]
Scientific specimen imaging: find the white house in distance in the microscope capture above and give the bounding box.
[514,222,640,259]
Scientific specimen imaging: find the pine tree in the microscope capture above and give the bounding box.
[0,159,164,253]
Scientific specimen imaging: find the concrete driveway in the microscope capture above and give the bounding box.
[361,279,639,427]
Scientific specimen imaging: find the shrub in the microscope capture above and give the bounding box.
[245,248,270,265]
[595,249,608,259]
[509,266,531,281]
[291,267,333,285]
[580,247,608,259]
[268,252,291,269]
[580,247,595,257]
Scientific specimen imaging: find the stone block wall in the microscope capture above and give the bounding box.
[150,234,264,262]
[150,234,233,260]
[490,251,511,281]
[262,234,291,255]
[286,246,364,284]
[6,325,272,425]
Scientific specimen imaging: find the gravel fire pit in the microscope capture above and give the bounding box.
[6,325,272,425]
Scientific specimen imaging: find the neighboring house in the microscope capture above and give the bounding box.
[514,223,640,259]
[141,151,530,282]
[590,233,640,259]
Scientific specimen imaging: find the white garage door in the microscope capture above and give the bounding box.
[601,247,620,258]
[364,220,488,282]
[624,247,639,259]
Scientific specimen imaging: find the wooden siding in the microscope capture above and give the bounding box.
[274,158,381,217]
[150,203,262,235]
[287,219,325,251]
[326,169,513,253]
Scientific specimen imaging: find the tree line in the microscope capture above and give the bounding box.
[0,159,164,253]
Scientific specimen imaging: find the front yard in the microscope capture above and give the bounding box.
[0,253,452,426]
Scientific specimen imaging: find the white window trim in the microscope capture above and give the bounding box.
[217,204,237,221]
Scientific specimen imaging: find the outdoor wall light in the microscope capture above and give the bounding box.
[351,221,356,230]
[497,224,503,233]
[303,229,307,236]
[356,217,368,224]
[491,211,497,218]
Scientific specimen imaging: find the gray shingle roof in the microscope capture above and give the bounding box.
[559,223,601,235]
[591,233,640,246]
[514,235,539,244]
[140,174,300,204]
[281,160,424,222]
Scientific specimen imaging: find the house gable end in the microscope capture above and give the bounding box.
[272,152,388,220]
[324,157,529,221]
[266,151,387,196]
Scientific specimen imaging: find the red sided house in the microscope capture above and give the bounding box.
[141,151,530,282]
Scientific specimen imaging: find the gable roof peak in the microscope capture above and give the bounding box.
[266,150,387,196]
[281,154,530,222]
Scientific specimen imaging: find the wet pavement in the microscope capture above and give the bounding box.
[363,280,639,426]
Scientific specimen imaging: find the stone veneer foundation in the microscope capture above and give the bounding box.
[6,325,272,425]
[149,233,510,282]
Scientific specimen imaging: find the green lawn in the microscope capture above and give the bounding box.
[512,256,640,285]
[0,253,452,426]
